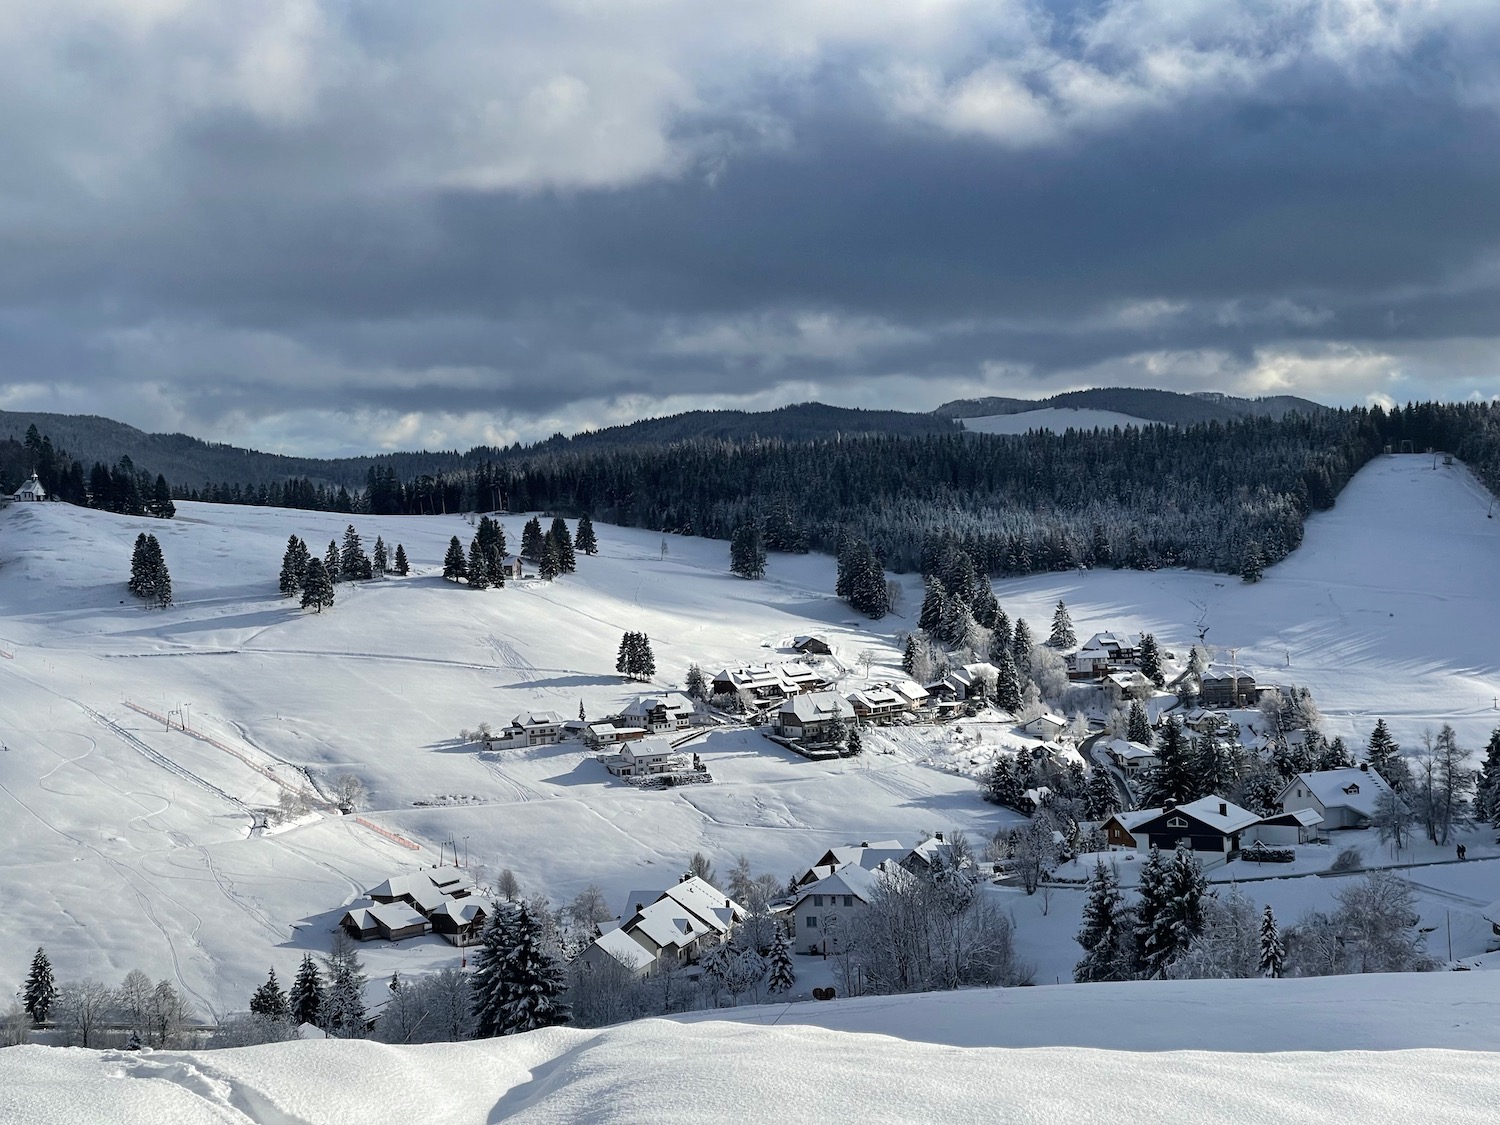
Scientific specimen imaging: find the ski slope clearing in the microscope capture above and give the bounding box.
[962,407,1156,433]
[3,973,1499,1125]
[1,453,1499,1014]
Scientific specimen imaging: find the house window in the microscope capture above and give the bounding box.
[1167,816,1188,829]
[843,895,853,908]
[813,895,823,907]
[807,916,818,928]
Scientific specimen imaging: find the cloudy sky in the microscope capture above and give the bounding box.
[3,1,1500,455]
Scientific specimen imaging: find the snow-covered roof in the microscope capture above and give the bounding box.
[616,888,667,923]
[1280,767,1394,819]
[848,686,905,709]
[1256,808,1325,828]
[341,907,377,931]
[780,691,855,722]
[619,693,694,718]
[588,927,657,972]
[1107,809,1157,832]
[1173,795,1261,834]
[369,901,428,932]
[1084,632,1138,652]
[1101,738,1158,762]
[428,898,489,924]
[1025,712,1067,729]
[891,680,930,703]
[622,736,677,762]
[628,897,712,951]
[512,710,563,728]
[12,474,45,500]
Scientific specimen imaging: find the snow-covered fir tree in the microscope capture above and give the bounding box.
[289,953,325,1027]
[324,540,341,584]
[340,525,372,581]
[1242,540,1265,583]
[766,928,795,994]
[467,538,491,589]
[1011,618,1033,674]
[520,516,545,562]
[499,905,571,1034]
[539,532,562,580]
[730,523,767,579]
[994,648,1022,713]
[615,632,656,680]
[278,534,304,598]
[442,536,468,582]
[300,558,335,613]
[1127,700,1153,745]
[685,663,708,702]
[575,515,598,556]
[1048,600,1076,649]
[250,968,289,1020]
[549,517,576,573]
[1259,905,1284,978]
[1136,844,1207,979]
[1083,767,1118,820]
[470,906,520,1039]
[372,536,388,576]
[1476,728,1500,823]
[394,543,409,575]
[23,948,56,1024]
[918,578,947,634]
[1074,862,1131,983]
[1138,633,1164,688]
[323,932,368,1038]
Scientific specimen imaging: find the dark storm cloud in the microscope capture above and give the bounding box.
[5,2,1500,452]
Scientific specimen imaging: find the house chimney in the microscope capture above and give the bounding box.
[1163,800,1176,812]
[1218,802,1227,816]
[1360,762,1369,772]
[861,841,869,848]
[935,832,944,843]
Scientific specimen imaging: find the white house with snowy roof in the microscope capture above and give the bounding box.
[1106,795,1262,865]
[617,693,695,733]
[597,736,684,778]
[1277,764,1395,830]
[482,710,565,750]
[599,875,745,968]
[775,691,855,742]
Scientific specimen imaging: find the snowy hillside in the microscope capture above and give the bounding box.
[3,973,1499,1124]
[961,407,1156,433]
[2,453,1500,1015]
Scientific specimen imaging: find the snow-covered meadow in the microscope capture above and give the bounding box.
[4,972,1500,1124]
[1,453,1499,1015]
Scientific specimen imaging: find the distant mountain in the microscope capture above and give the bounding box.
[1,402,957,491]
[933,387,1328,426]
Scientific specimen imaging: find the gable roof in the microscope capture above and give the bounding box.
[1172,795,1261,834]
[1279,767,1394,818]
[791,862,883,908]
[780,691,855,722]
[588,927,657,972]
[620,694,694,718]
[512,710,563,728]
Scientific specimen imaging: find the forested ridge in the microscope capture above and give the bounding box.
[8,401,1500,580]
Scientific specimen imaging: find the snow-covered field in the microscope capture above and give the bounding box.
[4,973,1500,1124]
[2,454,1500,1016]
[961,406,1156,433]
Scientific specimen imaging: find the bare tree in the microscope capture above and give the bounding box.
[857,650,878,680]
[333,773,367,813]
[150,980,193,1047]
[496,868,521,902]
[116,969,154,1041]
[56,980,113,1048]
[567,884,613,932]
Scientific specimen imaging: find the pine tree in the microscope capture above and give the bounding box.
[1137,844,1206,979]
[1132,846,1170,978]
[150,474,177,519]
[394,544,409,576]
[1012,618,1033,674]
[289,954,325,1027]
[324,540,341,583]
[468,538,491,589]
[767,928,795,994]
[1083,767,1118,820]
[521,516,545,562]
[730,523,767,579]
[23,948,56,1024]
[323,932,368,1038]
[300,558,335,613]
[1366,719,1404,789]
[902,635,920,677]
[1142,716,1196,806]
[1138,633,1164,688]
[1074,862,1130,983]
[633,633,656,680]
[373,536,388,576]
[1477,728,1500,823]
[685,664,708,702]
[443,536,468,582]
[1048,600,1076,649]
[539,533,561,580]
[250,968,289,1020]
[1242,540,1265,583]
[994,648,1022,713]
[499,904,570,1034]
[476,516,507,576]
[1127,700,1153,746]
[846,727,862,756]
[848,542,890,619]
[616,632,634,677]
[129,533,150,598]
[575,515,598,556]
[470,906,520,1038]
[982,754,1025,809]
[145,535,172,608]
[918,578,948,634]
[278,534,304,598]
[1258,905,1284,979]
[549,517,576,573]
[341,525,372,581]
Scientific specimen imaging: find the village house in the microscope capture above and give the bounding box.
[1116,795,1262,865]
[1199,670,1263,708]
[775,692,856,743]
[583,875,745,971]
[597,736,685,778]
[1022,713,1068,741]
[1277,764,1395,830]
[10,473,45,503]
[1183,708,1234,736]
[617,693,695,733]
[787,863,885,955]
[790,635,833,656]
[846,684,910,723]
[482,710,565,750]
[578,927,658,976]
[1104,670,1155,703]
[796,840,909,886]
[712,664,830,710]
[1068,646,1114,680]
[1248,807,1325,846]
[340,901,430,943]
[890,680,931,712]
[1083,631,1142,664]
[586,722,648,746]
[1101,808,1158,850]
[498,555,526,580]
[427,899,492,946]
[1100,737,1159,777]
